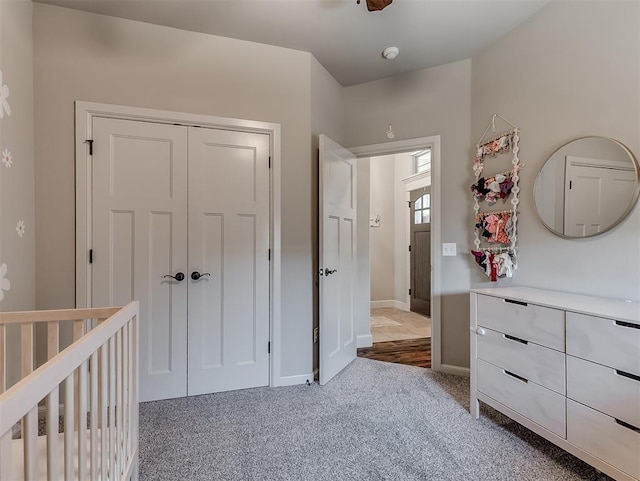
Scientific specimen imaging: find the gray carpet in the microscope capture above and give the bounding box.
[139,358,611,481]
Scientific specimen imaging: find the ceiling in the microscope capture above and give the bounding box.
[35,0,552,86]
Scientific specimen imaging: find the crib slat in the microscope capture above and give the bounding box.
[78,360,88,480]
[24,406,38,481]
[0,430,12,481]
[123,322,130,463]
[109,336,116,479]
[116,328,123,477]
[64,373,75,480]
[47,387,60,481]
[90,352,99,481]
[100,344,108,479]
[0,324,5,393]
[48,321,60,360]
[21,323,34,378]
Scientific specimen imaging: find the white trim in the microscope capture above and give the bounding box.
[351,136,443,373]
[74,101,285,389]
[439,364,470,377]
[277,373,314,387]
[357,334,373,348]
[370,300,408,310]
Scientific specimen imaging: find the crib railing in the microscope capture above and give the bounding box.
[0,301,139,481]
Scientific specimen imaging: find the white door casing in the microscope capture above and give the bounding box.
[564,156,637,237]
[91,117,189,401]
[187,127,270,395]
[319,134,357,385]
[350,136,445,373]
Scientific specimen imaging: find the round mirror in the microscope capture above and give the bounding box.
[534,137,640,238]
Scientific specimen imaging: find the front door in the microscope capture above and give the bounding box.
[410,188,431,316]
[319,135,357,385]
[91,117,270,402]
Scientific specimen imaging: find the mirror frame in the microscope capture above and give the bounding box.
[534,136,640,239]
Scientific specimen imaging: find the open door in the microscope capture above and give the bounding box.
[319,135,357,385]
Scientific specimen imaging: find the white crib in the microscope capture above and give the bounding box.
[0,301,139,480]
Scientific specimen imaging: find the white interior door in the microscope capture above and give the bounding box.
[564,156,637,236]
[187,127,271,395]
[319,134,357,385]
[92,117,188,402]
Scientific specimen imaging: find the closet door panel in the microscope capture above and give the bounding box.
[187,127,270,395]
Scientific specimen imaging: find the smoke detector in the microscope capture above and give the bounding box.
[382,47,399,60]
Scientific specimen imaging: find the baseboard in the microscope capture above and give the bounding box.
[357,334,373,348]
[275,372,314,387]
[439,364,470,377]
[370,300,408,310]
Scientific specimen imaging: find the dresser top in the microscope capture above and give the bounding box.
[471,286,640,323]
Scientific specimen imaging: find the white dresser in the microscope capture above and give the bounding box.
[470,287,640,481]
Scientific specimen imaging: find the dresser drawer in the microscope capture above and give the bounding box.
[477,327,565,395]
[476,294,565,351]
[567,399,640,480]
[477,359,566,437]
[567,355,640,428]
[566,312,640,376]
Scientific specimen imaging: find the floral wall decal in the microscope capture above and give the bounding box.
[0,69,11,118]
[16,220,25,237]
[0,263,10,301]
[2,148,12,168]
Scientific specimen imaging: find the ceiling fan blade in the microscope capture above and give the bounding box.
[366,0,393,12]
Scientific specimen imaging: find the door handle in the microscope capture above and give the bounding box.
[191,271,211,281]
[324,268,337,276]
[163,272,185,282]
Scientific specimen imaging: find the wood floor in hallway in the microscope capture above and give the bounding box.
[357,338,431,368]
[359,308,432,368]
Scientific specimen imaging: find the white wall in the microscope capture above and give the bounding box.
[0,0,35,387]
[33,4,314,382]
[345,59,472,368]
[369,155,395,301]
[471,0,640,302]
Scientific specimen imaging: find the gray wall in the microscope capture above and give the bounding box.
[0,0,36,386]
[33,4,314,381]
[369,155,396,301]
[344,59,473,368]
[471,0,640,302]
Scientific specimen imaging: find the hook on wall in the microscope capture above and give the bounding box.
[386,124,395,139]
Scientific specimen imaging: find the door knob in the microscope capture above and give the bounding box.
[163,272,185,282]
[191,271,211,280]
[324,268,337,276]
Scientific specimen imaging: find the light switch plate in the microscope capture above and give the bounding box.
[442,243,457,256]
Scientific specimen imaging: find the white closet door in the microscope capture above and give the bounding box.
[92,117,188,402]
[319,134,357,385]
[187,127,270,395]
[564,156,637,236]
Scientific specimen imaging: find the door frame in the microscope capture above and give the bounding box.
[74,101,283,387]
[350,135,443,372]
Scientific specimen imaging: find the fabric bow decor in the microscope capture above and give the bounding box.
[357,0,393,11]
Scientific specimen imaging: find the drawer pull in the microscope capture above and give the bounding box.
[615,370,640,382]
[503,334,528,345]
[615,320,640,330]
[504,298,528,307]
[615,418,640,433]
[503,370,528,383]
